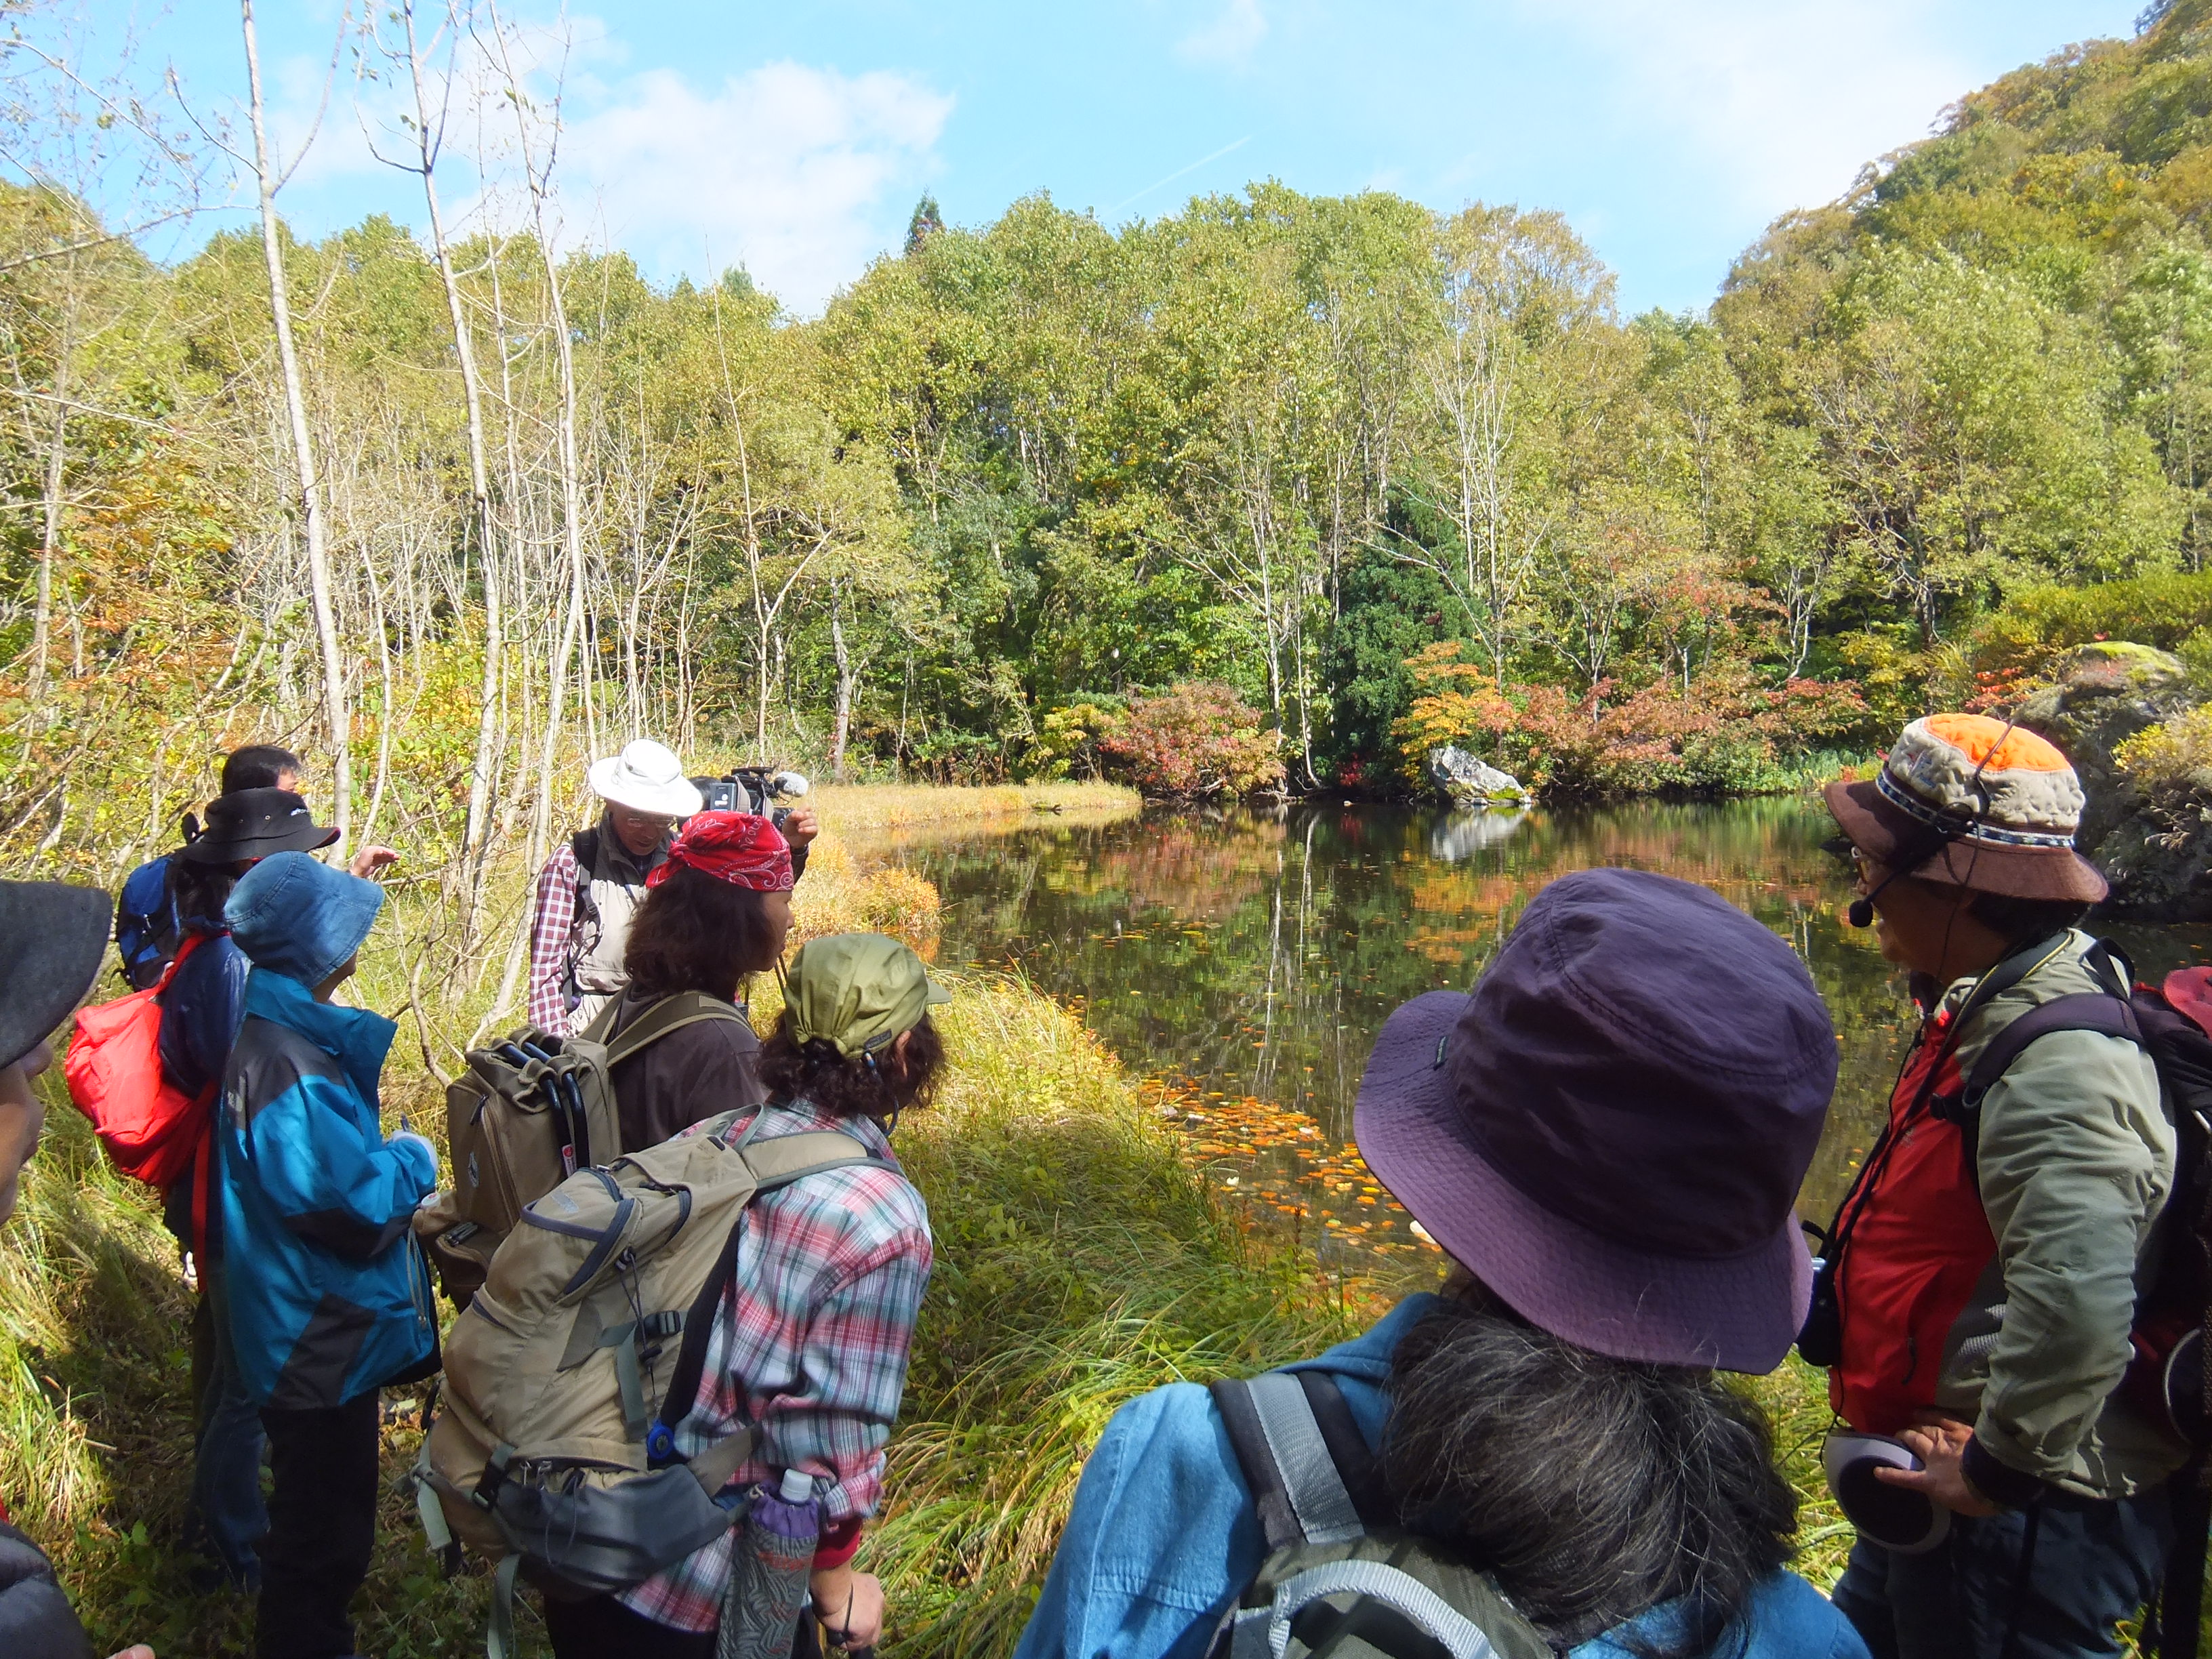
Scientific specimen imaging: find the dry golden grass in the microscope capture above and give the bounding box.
[811,781,1137,835]
[790,840,942,954]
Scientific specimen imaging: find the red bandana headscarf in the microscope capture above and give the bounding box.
[645,811,794,892]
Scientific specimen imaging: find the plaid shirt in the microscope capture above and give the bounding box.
[526,843,583,1035]
[617,1099,933,1633]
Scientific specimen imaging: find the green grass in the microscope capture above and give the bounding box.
[874,973,1369,1656]
[0,809,1881,1656]
[0,959,1367,1657]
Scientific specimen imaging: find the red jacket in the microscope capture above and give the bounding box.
[1827,1013,1993,1433]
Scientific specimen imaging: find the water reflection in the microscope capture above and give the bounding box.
[1429,809,1529,862]
[876,800,2212,1242]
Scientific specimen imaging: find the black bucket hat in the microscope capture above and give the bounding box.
[0,880,111,1069]
[1353,867,1838,1373]
[179,787,339,865]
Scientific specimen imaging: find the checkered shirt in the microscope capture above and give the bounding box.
[526,843,581,1034]
[615,1099,933,1633]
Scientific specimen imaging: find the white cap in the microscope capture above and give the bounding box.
[586,739,703,817]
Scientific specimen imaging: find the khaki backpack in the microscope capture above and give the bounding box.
[416,991,753,1303]
[415,1108,882,1657]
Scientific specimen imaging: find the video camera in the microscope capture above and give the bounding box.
[690,766,810,830]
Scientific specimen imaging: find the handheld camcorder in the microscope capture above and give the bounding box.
[690,766,810,830]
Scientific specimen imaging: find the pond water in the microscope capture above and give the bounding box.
[870,799,2212,1267]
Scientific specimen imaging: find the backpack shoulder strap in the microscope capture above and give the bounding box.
[1210,1370,1365,1553]
[739,1128,882,1191]
[1962,992,2146,1111]
[1293,1370,1390,1527]
[571,825,598,880]
[601,991,754,1069]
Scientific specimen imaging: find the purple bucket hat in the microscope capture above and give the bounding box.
[1354,866,1836,1372]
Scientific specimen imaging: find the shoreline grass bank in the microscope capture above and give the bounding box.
[813,781,1139,836]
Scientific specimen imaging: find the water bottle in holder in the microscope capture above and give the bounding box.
[720,1467,819,1659]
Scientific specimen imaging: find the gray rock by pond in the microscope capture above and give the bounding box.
[1426,745,1528,807]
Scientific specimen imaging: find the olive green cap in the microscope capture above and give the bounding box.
[785,932,951,1059]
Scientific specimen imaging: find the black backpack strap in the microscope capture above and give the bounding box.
[1294,1370,1391,1528]
[1210,1372,1365,1553]
[1961,994,2145,1113]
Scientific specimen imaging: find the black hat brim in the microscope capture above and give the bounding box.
[0,882,112,1068]
[179,822,341,865]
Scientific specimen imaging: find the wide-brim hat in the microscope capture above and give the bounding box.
[1354,868,1836,1374]
[224,851,384,987]
[178,787,340,865]
[588,739,703,818]
[1824,714,2106,903]
[0,880,112,1069]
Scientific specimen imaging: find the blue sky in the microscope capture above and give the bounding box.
[99,1,2147,316]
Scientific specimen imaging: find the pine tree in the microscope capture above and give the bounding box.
[905,193,945,257]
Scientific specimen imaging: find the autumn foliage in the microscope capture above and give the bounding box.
[1393,642,1866,798]
[1096,682,1286,799]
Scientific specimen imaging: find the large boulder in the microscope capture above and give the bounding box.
[1426,745,1528,808]
[2015,642,2194,859]
[2084,704,2212,922]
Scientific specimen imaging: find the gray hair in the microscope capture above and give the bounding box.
[1381,1297,1796,1654]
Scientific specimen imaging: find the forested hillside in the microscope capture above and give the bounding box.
[10,1,2212,887]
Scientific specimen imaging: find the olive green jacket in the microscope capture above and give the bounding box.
[1933,930,2184,1502]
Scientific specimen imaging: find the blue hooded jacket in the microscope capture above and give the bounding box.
[217,854,436,1409]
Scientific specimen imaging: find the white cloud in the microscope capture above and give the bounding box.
[561,62,952,314]
[1530,0,1973,219]
[1178,0,1269,68]
[249,12,945,317]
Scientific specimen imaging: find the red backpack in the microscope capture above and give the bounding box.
[64,933,217,1189]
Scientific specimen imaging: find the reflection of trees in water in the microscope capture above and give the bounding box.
[1088,812,1282,921]
[897,801,2211,1218]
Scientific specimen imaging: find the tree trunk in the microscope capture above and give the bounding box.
[401,0,502,933]
[830,583,855,781]
[243,0,350,843]
[32,392,62,686]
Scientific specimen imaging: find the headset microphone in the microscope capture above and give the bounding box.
[1847,863,1913,929]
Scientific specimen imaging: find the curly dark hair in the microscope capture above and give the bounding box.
[756,1012,945,1121]
[622,863,788,1002]
[1382,1295,1796,1655]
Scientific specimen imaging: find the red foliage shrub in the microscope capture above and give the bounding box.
[1097,683,1286,799]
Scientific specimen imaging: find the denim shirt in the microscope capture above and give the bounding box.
[1014,1294,1869,1659]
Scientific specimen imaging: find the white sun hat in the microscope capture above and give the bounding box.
[586,739,703,817]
